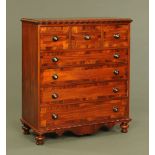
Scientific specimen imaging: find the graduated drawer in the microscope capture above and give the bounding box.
[40,66,128,86]
[40,81,128,103]
[40,26,69,50]
[40,49,128,69]
[71,25,102,49]
[103,25,129,48]
[39,99,128,128]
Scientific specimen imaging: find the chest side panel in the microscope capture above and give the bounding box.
[22,22,39,128]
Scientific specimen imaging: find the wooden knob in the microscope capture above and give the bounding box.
[113,33,120,39]
[52,57,59,62]
[84,35,91,40]
[114,53,120,59]
[52,36,59,41]
[113,107,119,112]
[113,70,119,75]
[113,88,119,93]
[52,113,58,120]
[52,93,59,99]
[52,74,58,80]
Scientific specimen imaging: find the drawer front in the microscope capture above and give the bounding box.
[39,24,129,50]
[40,66,128,85]
[103,25,129,48]
[40,34,69,50]
[40,81,128,103]
[40,49,128,68]
[39,99,128,128]
[71,25,102,49]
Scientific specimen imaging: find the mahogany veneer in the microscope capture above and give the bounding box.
[21,18,132,145]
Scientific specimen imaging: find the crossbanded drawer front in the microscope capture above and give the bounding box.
[39,99,128,128]
[103,25,129,48]
[40,66,128,85]
[71,25,102,49]
[40,34,69,50]
[71,32,102,49]
[40,81,128,103]
[40,49,128,68]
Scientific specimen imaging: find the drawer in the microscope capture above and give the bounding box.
[40,66,128,85]
[40,49,128,68]
[40,26,69,34]
[103,25,129,48]
[40,34,69,51]
[40,81,128,103]
[71,25,102,49]
[39,99,128,128]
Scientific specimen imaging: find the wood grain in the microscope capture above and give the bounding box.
[39,99,128,128]
[40,81,128,103]
[40,49,128,68]
[40,66,128,86]
[22,22,39,128]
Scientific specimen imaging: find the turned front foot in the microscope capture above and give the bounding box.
[22,124,30,135]
[35,135,45,145]
[120,122,129,133]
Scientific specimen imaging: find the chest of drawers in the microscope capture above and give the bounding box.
[21,18,132,145]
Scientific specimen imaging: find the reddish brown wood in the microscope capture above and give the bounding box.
[40,81,128,103]
[40,66,128,85]
[40,49,128,68]
[35,134,45,145]
[22,123,30,135]
[22,22,39,129]
[21,18,132,145]
[21,18,132,25]
[39,99,128,129]
[120,122,129,133]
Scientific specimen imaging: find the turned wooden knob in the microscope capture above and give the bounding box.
[113,33,120,39]
[52,113,58,120]
[114,53,120,59]
[52,57,59,62]
[84,35,91,40]
[113,70,119,75]
[113,88,119,93]
[52,74,58,80]
[52,93,59,99]
[52,36,59,41]
[113,106,119,112]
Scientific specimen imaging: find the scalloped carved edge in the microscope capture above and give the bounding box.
[21,18,133,25]
[21,118,131,144]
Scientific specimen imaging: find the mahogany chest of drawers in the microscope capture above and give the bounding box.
[21,18,132,145]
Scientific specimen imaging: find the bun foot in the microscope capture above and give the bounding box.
[22,124,30,135]
[120,122,129,133]
[35,135,44,145]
